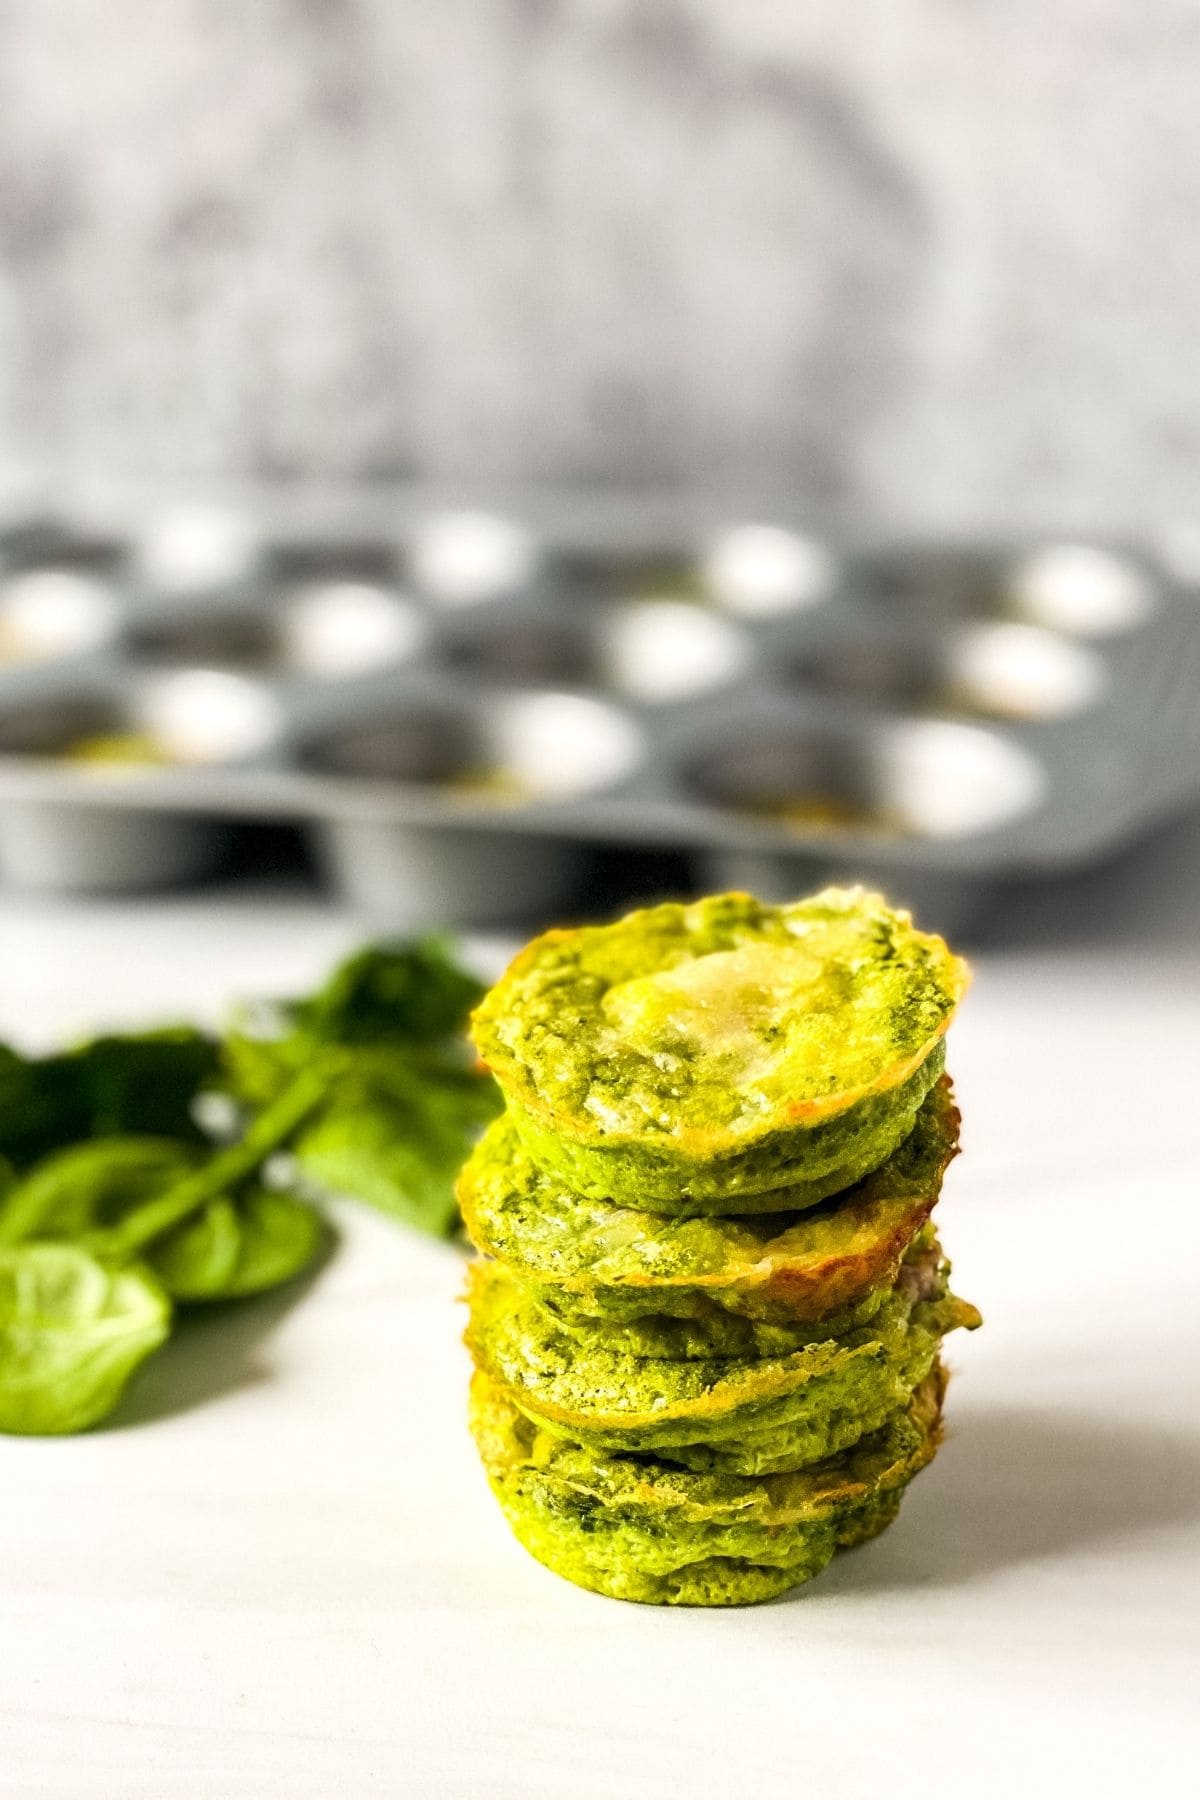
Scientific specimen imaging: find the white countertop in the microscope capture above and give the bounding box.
[2,826,1198,1800]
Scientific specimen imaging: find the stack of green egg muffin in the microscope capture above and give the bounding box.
[463,888,980,1606]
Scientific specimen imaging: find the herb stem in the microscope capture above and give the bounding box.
[87,1065,330,1258]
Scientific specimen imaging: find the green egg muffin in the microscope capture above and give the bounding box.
[465,1250,979,1474]
[470,888,969,1210]
[537,1226,932,1360]
[460,1076,960,1346]
[471,1361,947,1605]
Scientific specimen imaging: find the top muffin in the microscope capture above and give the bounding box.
[471,888,969,1209]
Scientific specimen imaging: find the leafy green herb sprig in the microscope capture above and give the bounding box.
[0,938,496,1436]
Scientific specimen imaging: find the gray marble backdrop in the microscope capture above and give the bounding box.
[2,1,1199,527]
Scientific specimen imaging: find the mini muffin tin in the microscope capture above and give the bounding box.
[0,493,1195,928]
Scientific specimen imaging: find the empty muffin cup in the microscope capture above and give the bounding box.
[703,524,839,617]
[0,675,281,892]
[283,583,426,677]
[0,570,120,667]
[556,549,706,606]
[441,615,599,688]
[406,511,539,607]
[788,622,1105,721]
[1006,544,1156,636]
[866,547,1000,617]
[301,689,642,924]
[685,715,1043,842]
[301,689,640,805]
[0,672,280,774]
[130,585,426,681]
[134,504,261,597]
[0,800,223,894]
[268,538,400,586]
[599,601,754,703]
[442,600,753,704]
[868,541,1157,637]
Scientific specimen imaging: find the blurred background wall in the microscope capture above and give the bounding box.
[1,1,1199,528]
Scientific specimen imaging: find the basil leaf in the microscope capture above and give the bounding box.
[0,1243,171,1434]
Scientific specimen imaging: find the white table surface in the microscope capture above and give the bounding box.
[1,827,1198,1800]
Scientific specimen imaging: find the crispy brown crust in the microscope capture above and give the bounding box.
[458,1079,960,1326]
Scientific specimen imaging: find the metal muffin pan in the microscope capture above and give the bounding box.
[0,497,1195,927]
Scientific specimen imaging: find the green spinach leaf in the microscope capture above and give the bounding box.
[0,1135,327,1303]
[291,939,485,1046]
[0,1138,194,1246]
[150,1189,326,1301]
[0,935,490,1434]
[222,941,499,1239]
[290,1051,498,1238]
[0,1030,217,1172]
[68,1030,219,1141]
[0,1243,171,1435]
[0,1043,81,1169]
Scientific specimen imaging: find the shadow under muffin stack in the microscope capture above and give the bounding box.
[463,889,980,1606]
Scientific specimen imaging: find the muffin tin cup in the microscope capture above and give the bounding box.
[0,799,224,894]
[311,819,587,925]
[0,496,1194,923]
